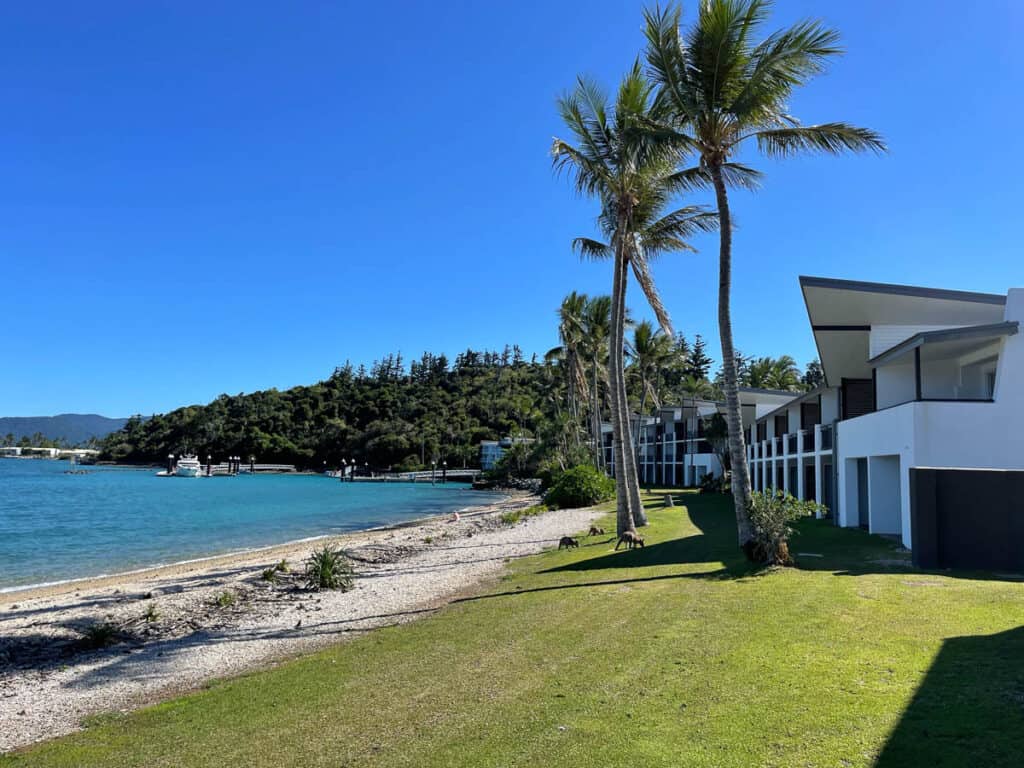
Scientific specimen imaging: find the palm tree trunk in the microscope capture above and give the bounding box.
[710,163,754,548]
[614,250,648,528]
[608,246,635,535]
[591,355,603,470]
[633,382,648,486]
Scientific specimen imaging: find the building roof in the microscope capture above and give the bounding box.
[799,276,1008,385]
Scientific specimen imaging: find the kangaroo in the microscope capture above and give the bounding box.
[615,531,645,550]
[588,526,605,537]
[558,536,580,550]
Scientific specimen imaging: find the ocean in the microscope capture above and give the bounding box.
[0,459,501,592]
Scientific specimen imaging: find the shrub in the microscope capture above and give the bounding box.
[544,466,614,509]
[80,621,119,649]
[699,472,730,494]
[261,568,279,583]
[143,604,160,623]
[745,490,823,565]
[215,590,237,608]
[305,545,354,591]
[274,559,290,573]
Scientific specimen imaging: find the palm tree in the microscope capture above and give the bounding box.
[553,63,716,534]
[744,355,800,390]
[644,1,885,548]
[627,320,674,480]
[580,296,613,470]
[546,292,590,446]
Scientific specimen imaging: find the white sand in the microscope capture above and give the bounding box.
[0,497,602,752]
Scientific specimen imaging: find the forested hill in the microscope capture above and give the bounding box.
[100,348,558,469]
[1,414,128,446]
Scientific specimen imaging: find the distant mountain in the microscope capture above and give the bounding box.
[0,414,129,446]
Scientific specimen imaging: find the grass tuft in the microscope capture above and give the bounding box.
[304,545,354,591]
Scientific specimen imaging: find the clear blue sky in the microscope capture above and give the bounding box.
[3,1,1022,417]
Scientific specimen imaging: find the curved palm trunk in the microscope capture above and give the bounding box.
[608,244,646,533]
[614,250,648,529]
[710,164,754,547]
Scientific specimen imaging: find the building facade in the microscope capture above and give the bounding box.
[747,276,1023,554]
[603,388,798,487]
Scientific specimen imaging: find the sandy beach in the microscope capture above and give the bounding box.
[0,494,603,753]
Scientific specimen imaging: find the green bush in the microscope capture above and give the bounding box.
[544,466,614,509]
[305,545,354,591]
[745,490,824,565]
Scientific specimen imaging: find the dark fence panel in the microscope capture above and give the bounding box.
[910,468,1024,572]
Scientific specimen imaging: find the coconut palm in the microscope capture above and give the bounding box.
[580,295,613,469]
[546,291,590,445]
[553,63,716,534]
[744,355,800,391]
[644,1,885,548]
[627,320,674,483]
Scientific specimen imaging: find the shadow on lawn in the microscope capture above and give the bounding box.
[873,625,1024,767]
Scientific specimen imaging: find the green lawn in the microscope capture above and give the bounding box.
[6,491,1024,767]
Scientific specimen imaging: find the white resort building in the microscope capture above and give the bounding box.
[602,387,795,487]
[746,276,1024,571]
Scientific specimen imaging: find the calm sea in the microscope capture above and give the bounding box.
[0,459,501,592]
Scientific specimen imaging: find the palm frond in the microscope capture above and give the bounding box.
[572,237,613,261]
[730,18,842,119]
[629,249,673,336]
[755,123,887,157]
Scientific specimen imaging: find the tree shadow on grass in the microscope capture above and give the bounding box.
[540,492,756,578]
[873,625,1024,767]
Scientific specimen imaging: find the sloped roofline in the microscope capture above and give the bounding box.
[799,276,1006,306]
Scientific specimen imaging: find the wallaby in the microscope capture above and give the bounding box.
[588,526,605,537]
[558,536,580,550]
[615,531,645,550]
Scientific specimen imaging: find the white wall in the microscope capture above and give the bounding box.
[876,360,916,409]
[835,402,916,547]
[870,324,962,358]
[868,455,901,535]
[821,389,839,423]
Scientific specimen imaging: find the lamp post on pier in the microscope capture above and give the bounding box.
[167,454,175,475]
[442,460,447,484]
[431,460,437,485]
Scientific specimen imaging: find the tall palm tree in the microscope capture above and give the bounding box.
[644,1,885,548]
[580,295,613,469]
[553,63,716,534]
[627,320,674,483]
[546,291,590,446]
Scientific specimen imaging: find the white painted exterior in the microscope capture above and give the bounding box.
[751,277,1022,551]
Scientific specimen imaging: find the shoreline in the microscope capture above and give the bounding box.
[0,495,509,601]
[0,493,604,753]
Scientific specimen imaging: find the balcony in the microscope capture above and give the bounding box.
[787,433,798,455]
[820,425,833,450]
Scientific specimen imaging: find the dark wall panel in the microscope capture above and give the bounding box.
[911,468,1024,572]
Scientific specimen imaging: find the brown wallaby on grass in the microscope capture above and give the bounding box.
[558,536,580,549]
[588,526,605,536]
[615,531,645,550]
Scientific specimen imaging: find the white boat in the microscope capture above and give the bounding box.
[175,455,203,477]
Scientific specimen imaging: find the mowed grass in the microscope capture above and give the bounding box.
[5,491,1024,768]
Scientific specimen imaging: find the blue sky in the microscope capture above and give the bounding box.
[2,1,1022,417]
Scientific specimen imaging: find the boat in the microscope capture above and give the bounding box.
[175,455,203,477]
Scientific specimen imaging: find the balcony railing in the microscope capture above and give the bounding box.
[820,425,833,450]
[773,437,783,455]
[787,433,798,454]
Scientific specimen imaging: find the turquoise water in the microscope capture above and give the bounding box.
[0,459,501,592]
